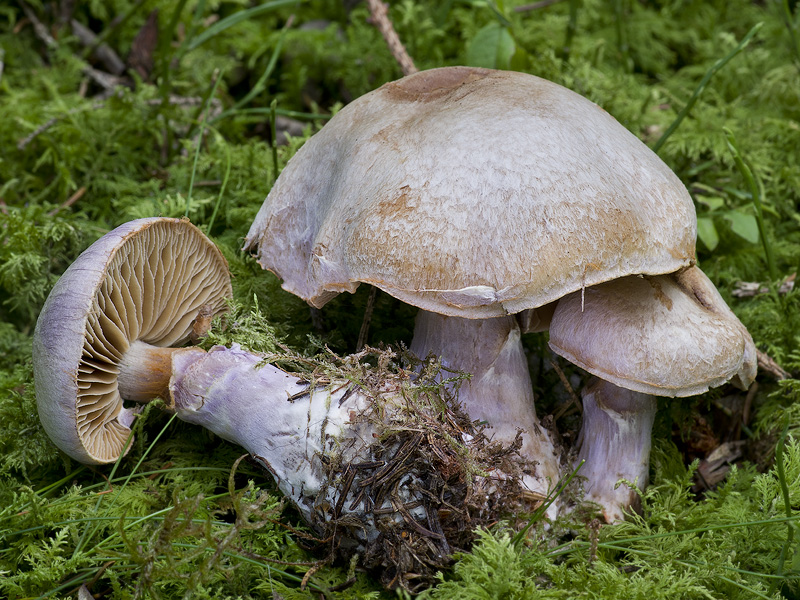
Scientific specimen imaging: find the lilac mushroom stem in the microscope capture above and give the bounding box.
[169,344,375,514]
[410,310,562,508]
[575,379,656,522]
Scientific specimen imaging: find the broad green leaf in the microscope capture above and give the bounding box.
[723,210,760,244]
[697,217,719,251]
[696,195,726,211]
[465,23,515,70]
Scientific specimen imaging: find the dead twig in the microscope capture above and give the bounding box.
[18,101,102,150]
[365,0,418,76]
[20,2,57,49]
[550,359,582,420]
[71,19,126,75]
[82,65,127,92]
[48,186,87,216]
[757,349,790,380]
[733,273,795,297]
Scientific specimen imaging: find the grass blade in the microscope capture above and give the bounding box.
[185,0,300,52]
[652,22,762,153]
[724,127,778,281]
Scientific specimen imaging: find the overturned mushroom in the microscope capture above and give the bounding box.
[34,218,533,590]
[244,66,703,507]
[549,266,756,522]
[33,218,232,464]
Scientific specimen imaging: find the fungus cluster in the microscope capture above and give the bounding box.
[34,67,757,579]
[243,66,755,520]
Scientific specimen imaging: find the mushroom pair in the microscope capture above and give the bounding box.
[33,218,529,588]
[243,66,756,521]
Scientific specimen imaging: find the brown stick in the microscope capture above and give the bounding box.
[756,348,790,380]
[71,19,126,75]
[365,0,418,76]
[48,186,87,216]
[550,359,582,419]
[20,2,57,49]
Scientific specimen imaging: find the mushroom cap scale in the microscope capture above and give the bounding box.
[245,67,696,318]
[34,218,232,464]
[548,266,757,397]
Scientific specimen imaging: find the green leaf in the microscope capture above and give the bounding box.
[696,195,726,212]
[465,23,515,69]
[185,0,300,52]
[723,210,760,244]
[697,217,719,251]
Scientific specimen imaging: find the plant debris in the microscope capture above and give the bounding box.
[252,346,540,592]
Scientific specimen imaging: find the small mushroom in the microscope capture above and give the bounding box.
[548,266,756,521]
[33,218,232,464]
[34,218,532,589]
[244,67,701,507]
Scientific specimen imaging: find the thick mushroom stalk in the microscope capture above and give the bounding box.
[575,379,656,523]
[410,310,561,503]
[122,343,377,512]
[549,266,756,521]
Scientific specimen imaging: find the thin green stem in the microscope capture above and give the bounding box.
[777,0,800,72]
[207,134,231,233]
[652,22,762,154]
[186,71,224,218]
[185,0,300,52]
[156,0,190,163]
[561,0,581,64]
[210,17,294,125]
[71,420,139,559]
[772,421,794,593]
[158,0,190,85]
[724,127,778,281]
[512,460,584,547]
[217,107,329,121]
[270,98,279,185]
[102,414,179,515]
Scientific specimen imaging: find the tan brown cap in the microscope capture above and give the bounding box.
[245,66,696,318]
[33,218,231,464]
[548,266,757,397]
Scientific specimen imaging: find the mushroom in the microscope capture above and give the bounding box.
[243,66,703,506]
[548,265,756,522]
[34,217,532,590]
[33,218,232,464]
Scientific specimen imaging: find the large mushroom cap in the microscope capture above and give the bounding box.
[245,66,696,318]
[548,266,757,397]
[33,218,232,464]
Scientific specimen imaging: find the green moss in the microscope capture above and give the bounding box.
[2,0,800,596]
